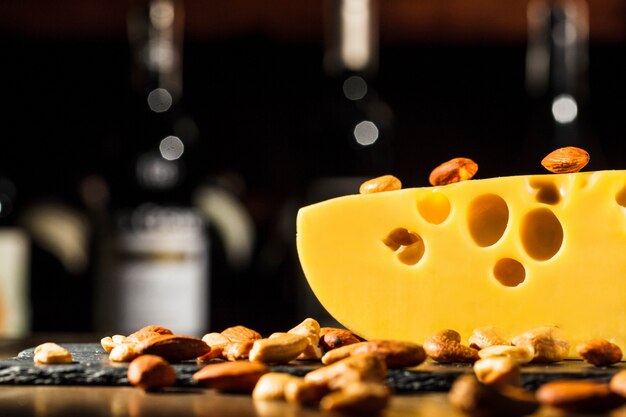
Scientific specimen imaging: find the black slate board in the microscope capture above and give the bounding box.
[0,343,622,392]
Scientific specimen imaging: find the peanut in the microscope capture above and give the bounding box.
[473,357,521,387]
[127,354,176,391]
[252,372,301,401]
[305,353,387,391]
[222,341,254,361]
[449,375,538,417]
[321,342,366,365]
[288,318,323,360]
[576,339,622,366]
[319,327,362,351]
[469,326,510,350]
[249,334,309,364]
[536,380,624,413]
[429,157,478,186]
[109,343,140,363]
[610,370,626,397]
[423,329,479,363]
[478,345,534,365]
[511,326,569,363]
[284,378,329,405]
[541,146,590,173]
[319,382,390,414]
[33,343,73,365]
[193,361,269,393]
[359,175,402,194]
[100,337,117,353]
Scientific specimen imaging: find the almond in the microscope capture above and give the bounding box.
[541,146,589,173]
[350,340,426,368]
[576,339,622,366]
[193,361,268,392]
[137,335,210,362]
[429,157,478,186]
[359,175,402,194]
[319,327,362,351]
[221,325,262,343]
[610,370,626,397]
[536,380,624,413]
[127,354,176,391]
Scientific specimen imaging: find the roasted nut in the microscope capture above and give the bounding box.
[541,146,590,173]
[473,357,521,387]
[511,326,569,363]
[288,318,323,360]
[202,332,230,347]
[222,341,254,361]
[305,353,387,390]
[423,329,479,363]
[429,157,478,186]
[478,345,534,365]
[610,370,626,397]
[284,378,329,405]
[320,327,362,351]
[536,380,624,413]
[109,343,140,363]
[127,354,176,391]
[221,325,263,343]
[249,334,309,364]
[350,340,426,368]
[448,375,539,417]
[469,327,510,350]
[101,337,117,353]
[33,343,73,365]
[321,342,366,365]
[193,361,268,392]
[252,372,301,401]
[137,335,210,362]
[320,382,390,414]
[127,325,173,341]
[359,175,402,194]
[576,339,622,366]
[112,335,126,344]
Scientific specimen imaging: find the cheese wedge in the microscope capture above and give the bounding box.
[296,170,626,357]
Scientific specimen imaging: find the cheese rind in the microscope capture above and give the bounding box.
[296,171,626,358]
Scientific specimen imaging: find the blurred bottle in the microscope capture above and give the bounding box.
[322,0,394,173]
[525,0,602,167]
[0,177,30,337]
[95,0,208,336]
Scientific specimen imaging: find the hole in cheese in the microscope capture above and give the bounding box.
[520,208,563,261]
[417,191,451,224]
[530,179,561,205]
[617,185,626,208]
[383,228,419,251]
[467,194,509,247]
[382,228,425,265]
[493,258,526,287]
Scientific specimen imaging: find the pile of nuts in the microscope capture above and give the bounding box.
[33,320,626,415]
[443,325,626,416]
[94,318,425,414]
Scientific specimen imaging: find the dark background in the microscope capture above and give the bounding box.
[1,0,626,335]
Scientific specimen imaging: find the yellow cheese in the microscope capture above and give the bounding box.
[296,170,626,357]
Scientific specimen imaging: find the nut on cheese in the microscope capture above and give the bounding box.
[296,171,626,358]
